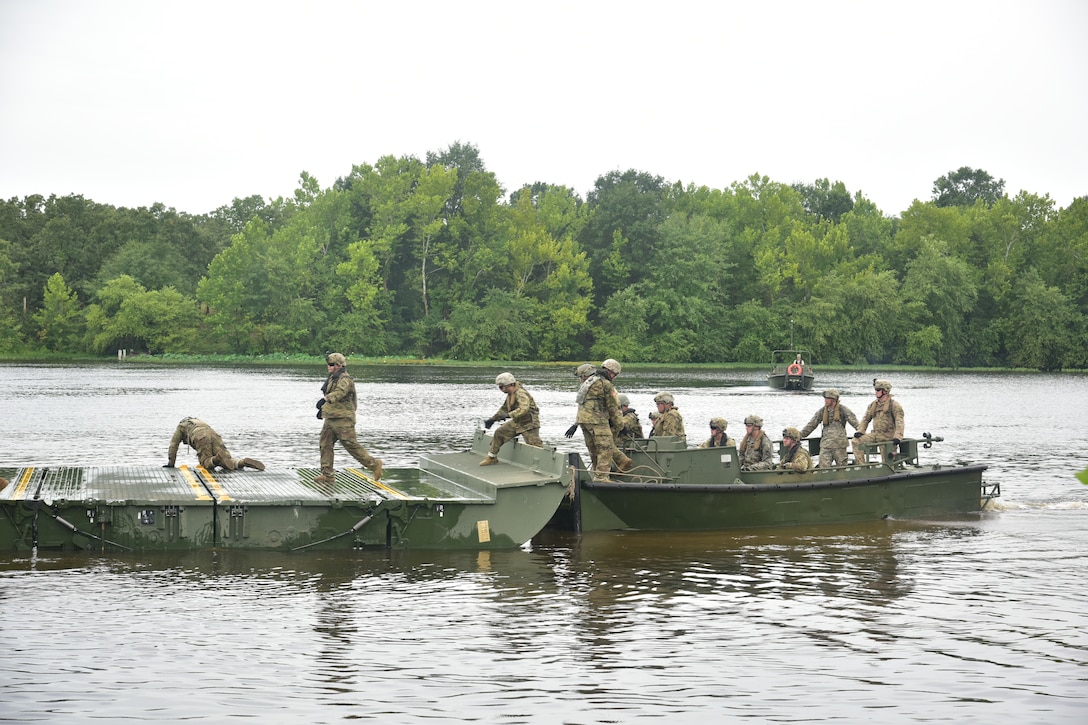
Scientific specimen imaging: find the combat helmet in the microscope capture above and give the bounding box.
[495,372,517,386]
[601,359,622,375]
[822,389,840,400]
[654,392,674,405]
[873,379,892,392]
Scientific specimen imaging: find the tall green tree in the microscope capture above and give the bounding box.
[932,166,1006,207]
[33,272,84,351]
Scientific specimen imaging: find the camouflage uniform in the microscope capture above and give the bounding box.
[487,384,543,456]
[778,442,814,471]
[853,393,905,462]
[738,430,774,471]
[800,403,859,467]
[318,365,381,479]
[650,409,685,438]
[617,409,645,443]
[577,373,631,481]
[167,417,247,471]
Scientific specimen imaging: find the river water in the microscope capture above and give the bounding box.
[1,362,1086,723]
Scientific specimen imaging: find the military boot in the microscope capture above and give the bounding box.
[479,456,499,466]
[238,458,265,471]
[313,473,336,485]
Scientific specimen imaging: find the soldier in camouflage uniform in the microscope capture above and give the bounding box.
[649,392,686,439]
[575,359,633,482]
[166,417,264,472]
[777,427,814,471]
[315,352,382,483]
[738,415,774,471]
[799,389,859,467]
[698,417,735,448]
[480,372,543,465]
[852,379,905,462]
[616,394,644,443]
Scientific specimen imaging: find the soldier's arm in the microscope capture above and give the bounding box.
[325,376,351,403]
[167,425,184,466]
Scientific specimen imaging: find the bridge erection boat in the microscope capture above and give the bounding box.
[552,434,999,533]
[0,435,570,552]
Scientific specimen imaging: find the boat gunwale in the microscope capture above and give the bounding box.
[582,463,988,494]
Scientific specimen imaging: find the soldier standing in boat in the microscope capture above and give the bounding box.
[698,417,735,448]
[852,379,905,462]
[480,372,542,465]
[799,389,859,467]
[778,427,814,471]
[572,359,632,482]
[165,417,265,472]
[315,352,383,483]
[739,415,775,470]
[649,392,686,439]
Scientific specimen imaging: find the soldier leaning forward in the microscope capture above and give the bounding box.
[166,417,264,472]
[480,372,542,465]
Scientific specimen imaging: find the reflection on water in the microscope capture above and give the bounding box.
[2,363,1087,721]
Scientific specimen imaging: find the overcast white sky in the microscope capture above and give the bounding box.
[1,0,1085,217]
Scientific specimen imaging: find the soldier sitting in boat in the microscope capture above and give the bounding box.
[739,415,774,470]
[698,417,735,448]
[615,394,644,443]
[166,417,265,472]
[799,389,859,467]
[777,427,814,471]
[649,392,686,439]
[480,372,543,466]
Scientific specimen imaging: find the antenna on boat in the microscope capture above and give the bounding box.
[790,318,794,350]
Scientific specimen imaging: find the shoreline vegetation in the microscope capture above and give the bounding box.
[3,150,1085,371]
[0,352,1076,375]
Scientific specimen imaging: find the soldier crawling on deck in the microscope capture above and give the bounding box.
[166,417,265,472]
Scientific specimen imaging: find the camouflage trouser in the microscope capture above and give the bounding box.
[320,418,377,475]
[819,444,849,467]
[488,421,543,455]
[190,428,236,470]
[580,422,631,481]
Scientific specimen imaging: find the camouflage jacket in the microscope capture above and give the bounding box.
[650,408,685,438]
[698,433,736,449]
[576,376,623,428]
[799,403,859,446]
[739,431,774,470]
[617,409,644,441]
[491,385,540,431]
[167,417,220,465]
[778,442,814,471]
[320,369,358,422]
[859,396,904,440]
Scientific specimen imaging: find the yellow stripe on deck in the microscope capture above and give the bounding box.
[178,466,214,501]
[195,467,233,501]
[12,468,36,499]
[346,468,409,499]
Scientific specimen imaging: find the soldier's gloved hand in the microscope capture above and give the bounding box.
[316,409,323,420]
[892,438,901,446]
[853,432,863,438]
[564,424,578,438]
[163,464,174,468]
[484,418,494,429]
[315,398,326,410]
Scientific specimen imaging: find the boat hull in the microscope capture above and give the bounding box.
[552,437,993,532]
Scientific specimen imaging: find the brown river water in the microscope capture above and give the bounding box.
[1,362,1086,722]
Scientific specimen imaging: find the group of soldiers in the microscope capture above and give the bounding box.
[481,363,906,481]
[158,355,905,486]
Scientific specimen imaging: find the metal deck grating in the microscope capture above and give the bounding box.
[37,466,213,504]
[199,468,384,504]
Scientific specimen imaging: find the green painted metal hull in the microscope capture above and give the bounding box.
[553,436,996,532]
[0,433,569,552]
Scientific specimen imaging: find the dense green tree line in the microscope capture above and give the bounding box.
[1,146,1085,370]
